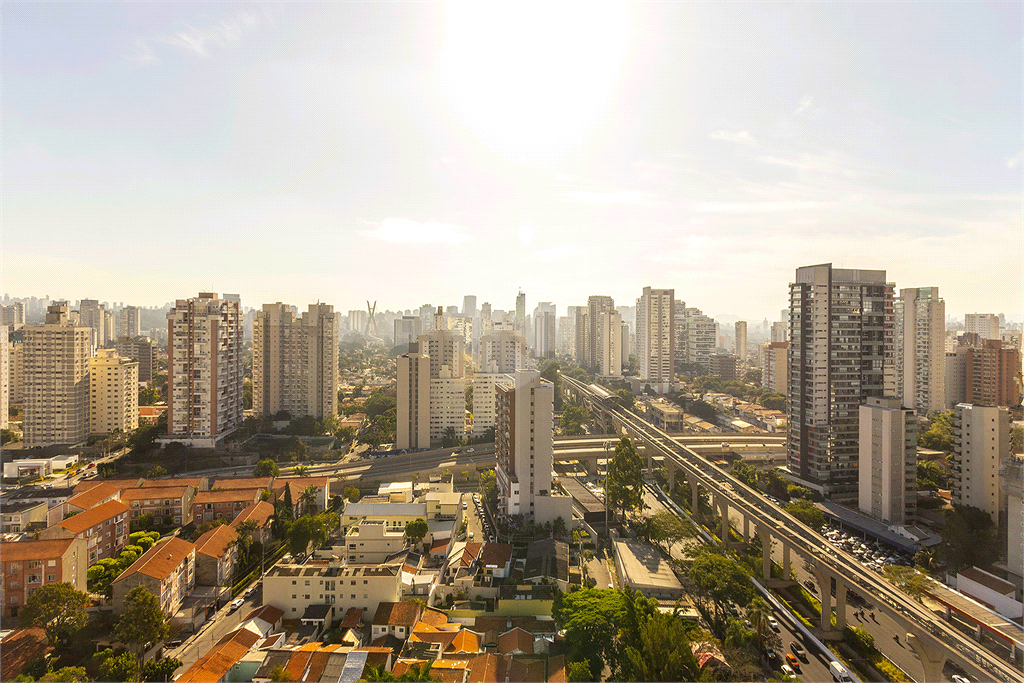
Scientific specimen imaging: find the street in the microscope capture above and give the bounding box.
[168,584,264,673]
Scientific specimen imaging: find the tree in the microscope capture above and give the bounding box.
[745,596,780,655]
[1012,425,1022,454]
[114,586,170,670]
[552,516,567,539]
[142,657,182,682]
[685,551,754,639]
[919,411,954,451]
[785,499,824,531]
[39,667,89,682]
[647,511,694,554]
[294,465,309,477]
[284,482,295,515]
[18,582,90,649]
[731,460,758,489]
[396,661,437,682]
[405,518,429,546]
[614,389,635,411]
[881,565,932,602]
[2,428,22,445]
[566,661,592,683]
[941,504,998,572]
[299,485,319,516]
[268,664,291,682]
[235,520,258,565]
[343,486,361,503]
[99,650,140,682]
[917,460,945,491]
[253,458,280,477]
[553,588,626,680]
[617,610,701,683]
[289,516,314,556]
[336,426,356,443]
[606,437,645,520]
[540,360,563,411]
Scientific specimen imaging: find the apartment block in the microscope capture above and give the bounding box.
[595,309,622,379]
[734,321,748,363]
[1,302,26,326]
[230,501,276,546]
[194,524,239,588]
[894,287,945,415]
[394,316,422,348]
[584,296,616,371]
[419,308,465,380]
[167,293,243,446]
[0,538,88,618]
[709,354,739,381]
[760,342,789,395]
[678,307,716,371]
[533,310,556,360]
[965,313,1000,340]
[193,488,265,524]
[952,403,1010,521]
[118,306,141,339]
[39,498,130,563]
[787,264,894,502]
[78,299,109,350]
[771,320,788,343]
[8,329,23,405]
[1,501,48,533]
[263,563,402,622]
[22,303,92,447]
[112,536,195,616]
[344,520,407,564]
[479,329,527,374]
[573,307,588,367]
[114,337,157,382]
[0,324,7,430]
[634,288,675,393]
[965,340,1020,408]
[429,367,466,446]
[253,302,338,420]
[472,364,502,438]
[121,485,197,528]
[396,348,430,450]
[858,397,917,526]
[89,349,139,436]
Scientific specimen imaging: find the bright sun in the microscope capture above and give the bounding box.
[444,1,626,131]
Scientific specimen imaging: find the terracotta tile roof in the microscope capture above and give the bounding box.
[0,628,52,682]
[0,538,76,562]
[275,477,330,504]
[419,607,450,628]
[175,639,251,682]
[195,489,263,505]
[215,627,261,649]
[497,628,534,656]
[119,486,192,501]
[114,536,194,583]
[284,650,313,682]
[507,657,545,683]
[73,479,142,495]
[141,477,204,488]
[372,601,421,627]
[430,538,450,554]
[245,604,285,626]
[371,634,406,653]
[479,543,513,568]
[302,650,332,682]
[355,647,393,670]
[65,483,121,510]
[409,628,458,650]
[467,654,500,683]
[194,524,238,559]
[57,499,128,534]
[340,607,364,629]
[210,476,274,491]
[230,501,275,528]
[547,655,567,683]
[391,659,429,679]
[447,630,481,654]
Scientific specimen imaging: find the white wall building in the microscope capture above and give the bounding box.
[734,321,747,363]
[858,397,917,526]
[396,349,430,451]
[596,309,622,379]
[965,313,1000,340]
[429,366,466,446]
[89,349,139,436]
[895,287,946,415]
[394,316,422,348]
[479,329,527,374]
[952,403,1010,521]
[636,288,675,391]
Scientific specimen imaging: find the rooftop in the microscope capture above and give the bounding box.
[230,500,275,527]
[64,482,121,510]
[194,524,238,559]
[0,538,76,562]
[57,499,128,534]
[114,536,194,583]
[372,601,421,627]
[195,489,263,504]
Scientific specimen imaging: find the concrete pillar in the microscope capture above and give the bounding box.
[783,544,792,580]
[835,582,847,631]
[906,633,947,683]
[812,568,832,631]
[944,605,951,621]
[743,516,750,542]
[759,527,772,581]
[720,498,730,544]
[690,478,699,515]
[975,624,983,642]
[668,464,677,492]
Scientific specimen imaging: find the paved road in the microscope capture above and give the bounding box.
[169,584,264,674]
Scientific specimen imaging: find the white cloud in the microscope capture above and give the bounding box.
[558,190,654,204]
[360,218,474,245]
[794,95,814,115]
[133,11,261,62]
[710,130,755,144]
[1007,151,1023,169]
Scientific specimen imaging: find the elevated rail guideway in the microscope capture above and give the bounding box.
[561,376,1022,683]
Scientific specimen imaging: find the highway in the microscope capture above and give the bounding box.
[562,375,1022,683]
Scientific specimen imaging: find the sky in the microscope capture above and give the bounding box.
[2,1,1022,323]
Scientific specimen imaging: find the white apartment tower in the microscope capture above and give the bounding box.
[637,288,674,391]
[534,311,556,359]
[495,370,554,521]
[253,302,339,420]
[0,325,8,430]
[760,341,789,395]
[787,264,895,501]
[680,307,716,370]
[734,321,747,363]
[771,320,788,343]
[585,296,616,370]
[394,316,422,348]
[78,299,108,350]
[118,306,141,339]
[858,397,917,526]
[167,293,243,446]
[396,348,430,450]
[515,291,526,333]
[420,308,465,380]
[89,349,139,436]
[478,329,527,374]
[952,403,1010,521]
[22,303,92,447]
[965,313,1000,340]
[596,309,623,378]
[895,287,946,415]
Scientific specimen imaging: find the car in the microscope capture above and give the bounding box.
[468,531,474,539]
[766,649,780,663]
[784,653,801,671]
[466,448,475,453]
[245,585,258,597]
[229,598,244,611]
[166,639,183,648]
[780,664,796,678]
[768,616,779,632]
[951,676,970,683]
[790,642,807,661]
[462,501,468,509]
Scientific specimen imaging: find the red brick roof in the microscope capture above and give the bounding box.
[114,536,194,583]
[497,628,534,655]
[547,655,567,683]
[120,486,192,501]
[244,604,285,626]
[340,607,364,629]
[194,524,238,559]
[0,629,52,682]
[196,489,262,505]
[0,538,77,562]
[372,601,421,627]
[57,499,128,534]
[479,543,513,568]
[65,483,121,510]
[230,501,275,528]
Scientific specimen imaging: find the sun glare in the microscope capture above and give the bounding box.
[444,1,626,131]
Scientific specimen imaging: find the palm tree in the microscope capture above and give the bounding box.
[299,485,319,516]
[294,465,309,477]
[235,520,258,564]
[745,596,774,654]
[360,663,396,682]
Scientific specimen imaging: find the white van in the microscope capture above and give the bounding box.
[829,661,853,682]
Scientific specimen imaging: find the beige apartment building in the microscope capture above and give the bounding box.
[114,337,156,382]
[396,348,430,451]
[22,303,92,447]
[734,321,748,363]
[253,302,338,420]
[760,341,789,395]
[263,562,401,622]
[344,520,407,564]
[167,293,243,446]
[112,536,196,616]
[40,498,130,564]
[118,305,141,339]
[858,397,917,526]
[89,349,139,436]
[637,288,675,391]
[895,287,946,415]
[1,324,8,430]
[0,538,88,618]
[952,403,1010,521]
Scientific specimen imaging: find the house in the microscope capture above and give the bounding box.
[344,520,407,564]
[38,498,130,563]
[48,482,121,526]
[497,628,534,656]
[112,536,195,616]
[229,501,276,545]
[478,543,513,579]
[372,601,423,641]
[424,492,462,521]
[193,489,265,524]
[175,626,262,682]
[1,502,48,533]
[121,485,197,528]
[241,604,285,637]
[194,524,239,589]
[0,628,52,682]
[523,539,569,591]
[274,476,330,516]
[342,500,426,530]
[0,538,88,618]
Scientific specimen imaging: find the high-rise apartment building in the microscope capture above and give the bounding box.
[8,329,23,405]
[347,310,368,335]
[596,309,623,378]
[462,296,477,318]
[585,296,615,370]
[0,325,8,430]
[495,370,554,521]
[114,337,157,383]
[1,302,26,327]
[478,329,526,375]
[621,321,631,367]
[420,308,465,380]
[760,342,789,395]
[895,287,946,415]
[771,320,788,343]
[446,316,473,352]
[118,306,141,339]
[429,366,466,445]
[515,291,526,333]
[394,316,422,349]
[952,403,1010,521]
[709,354,739,381]
[22,303,92,447]
[636,288,674,392]
[679,307,716,370]
[965,340,1020,408]
[573,307,589,367]
[858,397,917,526]
[734,321,748,363]
[965,313,1000,340]
[89,349,139,436]
[556,315,575,358]
[167,293,243,446]
[533,310,556,360]
[396,347,430,450]
[787,264,894,501]
[78,299,108,350]
[253,302,338,421]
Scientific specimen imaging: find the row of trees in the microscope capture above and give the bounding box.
[87,531,161,596]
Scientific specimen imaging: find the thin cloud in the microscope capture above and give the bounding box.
[1007,151,1023,169]
[558,190,655,204]
[710,130,755,144]
[360,218,474,245]
[133,12,261,62]
[794,95,814,115]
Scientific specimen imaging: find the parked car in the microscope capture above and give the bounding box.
[780,664,796,678]
[229,598,244,612]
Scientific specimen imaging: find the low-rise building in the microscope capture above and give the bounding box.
[0,538,88,618]
[523,540,569,592]
[345,520,407,564]
[343,500,427,530]
[263,562,402,621]
[39,498,129,563]
[1,502,48,533]
[230,501,276,546]
[112,536,196,615]
[274,476,330,516]
[194,524,239,588]
[49,482,122,526]
[613,538,684,599]
[425,492,462,521]
[193,488,265,524]
[372,601,423,642]
[121,485,197,529]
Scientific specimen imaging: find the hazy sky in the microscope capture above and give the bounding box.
[3,1,1021,322]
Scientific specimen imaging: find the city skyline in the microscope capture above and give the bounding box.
[2,2,1021,321]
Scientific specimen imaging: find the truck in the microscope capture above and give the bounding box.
[829,661,854,682]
